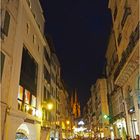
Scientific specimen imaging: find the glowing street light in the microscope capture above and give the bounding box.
[66,120,70,125]
[103,115,108,119]
[46,102,53,110]
[78,120,85,126]
[42,98,54,111]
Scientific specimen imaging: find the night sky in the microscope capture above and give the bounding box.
[40,0,112,110]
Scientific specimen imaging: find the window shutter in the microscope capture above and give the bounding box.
[3,10,10,36]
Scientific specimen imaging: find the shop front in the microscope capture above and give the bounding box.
[113,118,127,139]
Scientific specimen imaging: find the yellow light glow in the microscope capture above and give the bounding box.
[36,110,42,118]
[66,120,70,125]
[26,105,30,111]
[47,103,53,110]
[32,109,36,116]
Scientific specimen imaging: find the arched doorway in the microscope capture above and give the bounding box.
[15,123,29,140]
[15,132,28,140]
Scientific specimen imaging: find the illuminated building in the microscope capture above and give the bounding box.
[83,97,93,138]
[106,30,127,139]
[1,0,46,139]
[58,82,74,139]
[108,0,140,138]
[71,90,81,119]
[91,79,110,138]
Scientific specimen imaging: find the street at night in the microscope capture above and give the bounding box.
[1,0,140,140]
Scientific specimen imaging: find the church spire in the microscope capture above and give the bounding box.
[75,89,78,103]
[71,92,73,108]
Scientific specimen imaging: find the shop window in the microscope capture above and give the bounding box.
[31,95,36,108]
[0,51,5,81]
[17,85,37,115]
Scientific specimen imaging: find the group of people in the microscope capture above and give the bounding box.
[104,135,140,140]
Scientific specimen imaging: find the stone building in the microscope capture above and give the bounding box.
[108,0,140,138]
[1,0,46,139]
[91,79,110,139]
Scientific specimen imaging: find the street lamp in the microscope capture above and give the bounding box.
[66,120,70,125]
[42,98,54,111]
[46,102,53,111]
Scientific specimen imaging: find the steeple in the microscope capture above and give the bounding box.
[71,89,81,119]
[75,89,78,103]
[71,93,73,108]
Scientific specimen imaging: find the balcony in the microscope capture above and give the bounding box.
[114,22,139,86]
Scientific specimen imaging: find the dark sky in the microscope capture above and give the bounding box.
[40,0,112,110]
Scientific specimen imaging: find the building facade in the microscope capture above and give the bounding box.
[105,30,127,139]
[1,1,72,140]
[91,79,110,139]
[108,0,140,139]
[1,0,46,139]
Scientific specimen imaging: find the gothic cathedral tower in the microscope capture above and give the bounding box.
[71,90,81,119]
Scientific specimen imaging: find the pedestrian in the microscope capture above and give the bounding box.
[126,135,130,140]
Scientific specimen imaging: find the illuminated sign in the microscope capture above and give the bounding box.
[18,86,23,100]
[31,95,36,107]
[25,89,30,104]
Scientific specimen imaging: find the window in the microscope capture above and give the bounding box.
[44,86,47,100]
[2,10,10,36]
[20,47,38,94]
[121,7,131,28]
[38,45,40,53]
[33,34,36,44]
[0,52,5,80]
[26,0,31,8]
[117,33,122,46]
[44,65,50,83]
[113,6,117,21]
[133,22,140,45]
[26,23,30,34]
[138,76,140,89]
[44,47,50,65]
